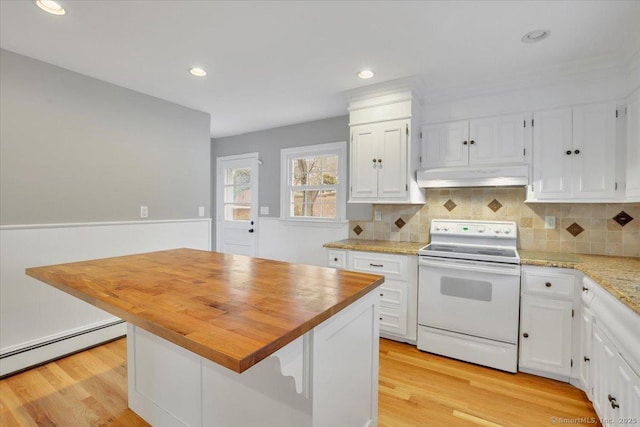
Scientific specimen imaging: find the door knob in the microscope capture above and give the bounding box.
[248,228,254,233]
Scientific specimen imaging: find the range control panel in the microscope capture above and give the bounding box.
[430,220,518,238]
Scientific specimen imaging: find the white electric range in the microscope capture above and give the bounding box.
[417,219,521,373]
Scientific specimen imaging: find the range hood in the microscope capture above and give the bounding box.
[417,164,529,188]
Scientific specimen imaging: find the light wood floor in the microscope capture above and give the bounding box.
[1,338,599,427]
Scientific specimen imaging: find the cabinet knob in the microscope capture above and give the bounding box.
[584,356,590,362]
[523,333,529,338]
[470,140,475,145]
[372,158,376,163]
[608,395,620,409]
[333,257,338,262]
[582,286,589,292]
[566,150,572,155]
[380,293,384,297]
[545,282,552,287]
[248,228,254,233]
[379,317,383,321]
[574,149,580,155]
[463,141,468,145]
[378,158,382,163]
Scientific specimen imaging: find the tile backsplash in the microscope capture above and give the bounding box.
[348,188,640,257]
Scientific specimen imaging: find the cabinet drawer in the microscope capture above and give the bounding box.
[350,251,407,280]
[327,250,347,269]
[379,306,407,336]
[523,271,575,299]
[378,282,406,309]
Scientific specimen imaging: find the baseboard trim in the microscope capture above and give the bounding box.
[0,320,126,377]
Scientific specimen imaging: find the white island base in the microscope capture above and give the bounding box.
[126,290,380,427]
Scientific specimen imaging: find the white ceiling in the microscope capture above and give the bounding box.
[1,1,639,138]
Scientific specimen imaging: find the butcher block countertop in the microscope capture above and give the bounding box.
[26,248,384,373]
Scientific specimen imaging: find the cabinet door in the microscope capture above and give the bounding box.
[616,355,640,424]
[519,295,572,376]
[626,94,640,200]
[580,307,594,397]
[377,120,408,200]
[421,121,469,168]
[468,113,527,165]
[350,125,379,201]
[572,102,617,199]
[592,324,618,422]
[532,108,573,199]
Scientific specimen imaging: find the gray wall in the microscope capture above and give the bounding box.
[211,116,370,240]
[0,49,211,225]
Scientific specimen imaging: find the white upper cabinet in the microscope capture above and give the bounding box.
[350,120,408,201]
[421,120,468,168]
[529,101,621,202]
[421,113,528,169]
[626,90,640,202]
[348,91,424,204]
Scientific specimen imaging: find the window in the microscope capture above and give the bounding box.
[281,141,346,222]
[223,167,252,221]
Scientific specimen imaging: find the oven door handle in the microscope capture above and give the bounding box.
[419,258,520,276]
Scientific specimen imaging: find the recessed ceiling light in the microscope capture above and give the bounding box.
[521,30,550,44]
[357,69,375,79]
[189,67,207,77]
[36,0,66,15]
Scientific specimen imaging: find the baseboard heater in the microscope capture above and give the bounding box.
[0,319,126,377]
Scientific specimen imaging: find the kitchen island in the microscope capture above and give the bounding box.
[26,248,384,427]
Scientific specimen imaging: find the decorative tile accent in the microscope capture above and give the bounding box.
[394,218,406,229]
[612,211,634,227]
[566,222,585,237]
[487,199,503,212]
[443,199,457,212]
[353,225,363,236]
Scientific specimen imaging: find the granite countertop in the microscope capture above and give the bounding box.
[323,239,427,255]
[323,239,640,316]
[520,250,640,316]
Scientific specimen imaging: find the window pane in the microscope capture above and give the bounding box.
[225,168,250,185]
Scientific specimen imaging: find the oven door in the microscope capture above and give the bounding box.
[418,257,520,344]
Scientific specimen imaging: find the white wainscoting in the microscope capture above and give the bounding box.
[257,218,348,267]
[0,219,211,376]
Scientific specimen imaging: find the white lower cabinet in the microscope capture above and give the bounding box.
[580,306,594,398]
[326,249,417,344]
[519,267,577,380]
[583,277,640,426]
[591,323,640,425]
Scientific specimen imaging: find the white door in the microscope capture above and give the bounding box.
[532,108,573,198]
[468,113,527,165]
[519,295,573,376]
[572,101,617,199]
[216,153,259,256]
[421,121,469,168]
[417,258,521,343]
[350,124,379,201]
[377,120,408,200]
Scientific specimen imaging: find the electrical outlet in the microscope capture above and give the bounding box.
[260,206,269,215]
[374,210,382,221]
[544,215,556,229]
[140,206,148,218]
[198,206,205,217]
